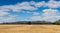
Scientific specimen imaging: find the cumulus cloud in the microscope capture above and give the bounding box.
[43,9,59,16]
[0,0,60,23]
[0,15,20,23]
[0,2,37,12]
[43,9,60,22]
[32,12,40,15]
[30,0,60,8]
[0,0,60,12]
[45,0,60,8]
[30,16,42,21]
[0,11,9,16]
[0,1,38,23]
[34,1,46,7]
[0,8,10,16]
[29,9,60,22]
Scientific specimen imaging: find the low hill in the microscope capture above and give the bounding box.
[2,21,53,24]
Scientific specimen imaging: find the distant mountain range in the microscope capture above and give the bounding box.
[1,21,55,24]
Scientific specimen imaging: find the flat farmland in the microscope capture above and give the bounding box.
[0,24,60,33]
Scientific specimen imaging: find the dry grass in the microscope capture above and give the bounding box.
[0,24,60,33]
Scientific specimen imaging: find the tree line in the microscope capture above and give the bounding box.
[53,20,60,25]
[1,19,60,25]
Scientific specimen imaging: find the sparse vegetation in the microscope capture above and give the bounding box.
[54,20,60,25]
[1,19,60,25]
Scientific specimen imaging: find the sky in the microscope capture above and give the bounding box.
[0,0,60,23]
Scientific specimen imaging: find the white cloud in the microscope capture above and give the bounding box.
[0,0,60,23]
[32,12,40,15]
[0,2,37,12]
[30,0,60,8]
[0,9,10,16]
[28,9,60,22]
[0,15,20,23]
[29,1,36,5]
[29,16,42,21]
[0,1,38,23]
[45,0,60,8]
[0,0,60,13]
[17,2,37,10]
[34,1,46,7]
[0,11,10,16]
[42,9,60,22]
[43,9,59,16]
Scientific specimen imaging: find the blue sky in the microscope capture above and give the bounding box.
[0,0,60,23]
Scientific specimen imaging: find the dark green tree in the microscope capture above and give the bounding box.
[54,20,60,25]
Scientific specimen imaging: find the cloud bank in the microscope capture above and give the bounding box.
[0,0,60,23]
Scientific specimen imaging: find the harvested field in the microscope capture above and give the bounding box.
[0,25,60,33]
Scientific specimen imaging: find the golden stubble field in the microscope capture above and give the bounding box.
[0,24,60,33]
